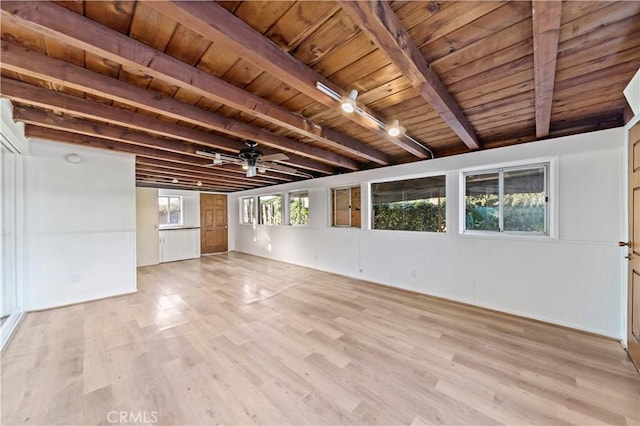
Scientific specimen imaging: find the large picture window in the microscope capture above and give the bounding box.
[158,196,182,226]
[371,175,446,232]
[289,191,309,226]
[258,194,282,226]
[240,197,255,224]
[331,186,360,228]
[464,164,548,234]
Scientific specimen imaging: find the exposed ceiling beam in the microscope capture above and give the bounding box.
[338,0,480,151]
[0,77,336,174]
[135,175,235,192]
[134,166,271,190]
[23,125,290,186]
[12,106,292,183]
[0,1,383,166]
[135,157,274,184]
[532,0,562,138]
[144,0,430,159]
[134,167,247,190]
[0,40,370,169]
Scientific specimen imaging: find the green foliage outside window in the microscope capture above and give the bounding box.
[372,175,446,232]
[503,193,545,232]
[465,166,546,233]
[373,199,446,232]
[465,195,499,231]
[289,192,309,225]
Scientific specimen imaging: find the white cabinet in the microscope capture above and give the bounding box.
[159,228,200,263]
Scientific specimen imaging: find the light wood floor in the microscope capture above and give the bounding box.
[2,253,639,425]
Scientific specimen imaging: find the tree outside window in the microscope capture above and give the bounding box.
[159,196,182,226]
[289,191,309,226]
[258,195,282,226]
[241,197,255,224]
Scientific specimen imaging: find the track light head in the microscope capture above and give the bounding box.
[387,119,405,137]
[341,89,358,113]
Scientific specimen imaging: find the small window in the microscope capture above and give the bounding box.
[372,175,446,232]
[159,196,182,226]
[258,194,282,226]
[331,186,360,228]
[464,164,548,234]
[289,191,309,226]
[240,197,255,224]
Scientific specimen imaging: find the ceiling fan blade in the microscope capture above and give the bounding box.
[261,153,289,162]
[261,161,297,174]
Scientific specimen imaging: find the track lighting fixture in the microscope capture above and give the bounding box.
[213,153,222,165]
[172,178,179,184]
[315,81,434,158]
[387,119,405,137]
[341,89,358,113]
[241,161,249,170]
[196,181,203,187]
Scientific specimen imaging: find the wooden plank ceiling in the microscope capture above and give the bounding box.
[1,1,638,192]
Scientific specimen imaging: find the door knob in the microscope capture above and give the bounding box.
[625,254,632,260]
[619,241,631,247]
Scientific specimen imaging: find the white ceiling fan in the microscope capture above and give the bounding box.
[196,140,303,177]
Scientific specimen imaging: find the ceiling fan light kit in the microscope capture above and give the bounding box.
[196,140,308,178]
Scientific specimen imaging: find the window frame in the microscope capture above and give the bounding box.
[239,196,255,225]
[158,195,183,228]
[288,190,310,226]
[329,185,361,228]
[257,193,283,226]
[369,173,447,233]
[460,159,556,237]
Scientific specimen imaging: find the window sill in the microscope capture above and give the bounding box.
[159,226,198,231]
[458,231,557,242]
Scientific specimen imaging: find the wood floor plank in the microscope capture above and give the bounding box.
[2,252,639,425]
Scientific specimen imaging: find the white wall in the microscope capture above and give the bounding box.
[24,140,137,310]
[230,128,626,338]
[136,187,160,267]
